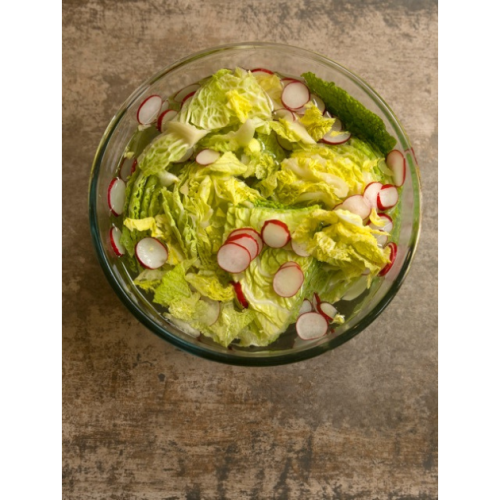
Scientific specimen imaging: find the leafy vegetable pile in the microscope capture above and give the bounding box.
[107,67,403,347]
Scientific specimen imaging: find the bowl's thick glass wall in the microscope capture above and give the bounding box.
[89,43,421,366]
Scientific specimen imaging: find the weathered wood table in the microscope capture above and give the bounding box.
[63,1,438,498]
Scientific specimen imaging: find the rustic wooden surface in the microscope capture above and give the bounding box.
[62,0,438,498]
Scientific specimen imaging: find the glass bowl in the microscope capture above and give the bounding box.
[88,42,421,366]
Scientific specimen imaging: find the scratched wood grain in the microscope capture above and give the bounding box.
[62,0,438,498]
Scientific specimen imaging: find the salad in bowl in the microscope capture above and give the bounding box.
[90,43,420,365]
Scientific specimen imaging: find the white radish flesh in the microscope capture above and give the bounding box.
[318,302,337,321]
[229,228,263,255]
[227,234,259,260]
[196,149,221,166]
[157,109,178,132]
[137,95,162,125]
[299,299,313,315]
[335,195,371,220]
[322,130,351,145]
[110,227,125,256]
[377,185,399,210]
[261,220,291,248]
[370,214,393,247]
[281,77,299,87]
[217,243,251,274]
[135,237,168,269]
[201,297,221,326]
[329,115,343,131]
[273,264,304,298]
[281,81,311,110]
[291,239,310,257]
[274,108,296,121]
[107,178,126,216]
[386,150,406,187]
[173,84,200,103]
[160,99,170,113]
[296,312,328,340]
[363,182,383,209]
[379,242,398,276]
[311,94,325,113]
[119,158,137,181]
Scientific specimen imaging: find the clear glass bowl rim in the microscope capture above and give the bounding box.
[88,41,422,366]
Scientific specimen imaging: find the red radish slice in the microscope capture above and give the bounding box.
[107,177,126,216]
[318,302,337,321]
[119,157,137,181]
[157,109,178,132]
[160,99,170,113]
[312,293,321,311]
[291,239,310,257]
[273,108,296,121]
[228,228,263,255]
[109,227,125,256]
[335,195,371,220]
[173,84,200,103]
[370,214,393,247]
[137,95,162,125]
[379,242,398,276]
[135,237,168,269]
[372,231,388,248]
[281,77,299,86]
[378,213,393,231]
[277,135,293,150]
[279,261,300,270]
[281,81,310,110]
[377,185,399,210]
[201,297,220,326]
[299,299,313,315]
[329,116,343,132]
[231,281,249,308]
[227,234,259,260]
[181,91,196,106]
[322,129,351,145]
[196,149,220,165]
[311,94,326,114]
[273,264,304,298]
[386,150,406,187]
[261,220,291,248]
[173,148,194,164]
[217,243,251,274]
[251,68,274,75]
[296,312,328,340]
[363,182,383,209]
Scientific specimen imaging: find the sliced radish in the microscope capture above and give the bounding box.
[322,129,351,145]
[110,227,125,256]
[261,220,291,248]
[378,213,393,231]
[329,115,343,131]
[273,108,296,121]
[291,239,310,257]
[173,83,200,103]
[136,95,162,125]
[173,147,194,164]
[196,149,220,166]
[273,264,304,298]
[201,297,220,326]
[299,299,313,315]
[135,237,168,269]
[157,109,178,132]
[107,178,126,216]
[119,157,137,181]
[251,68,274,76]
[277,135,293,150]
[311,94,325,114]
[296,312,328,340]
[280,261,300,270]
[386,150,406,187]
[231,281,249,308]
[226,234,259,260]
[335,195,371,220]
[217,243,251,274]
[379,242,398,277]
[318,302,337,322]
[342,275,369,301]
[281,81,310,110]
[363,182,383,209]
[312,293,321,311]
[228,228,263,255]
[160,99,170,113]
[377,185,399,211]
[372,232,388,248]
[370,214,393,247]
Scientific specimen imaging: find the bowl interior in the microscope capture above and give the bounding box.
[89,42,421,366]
